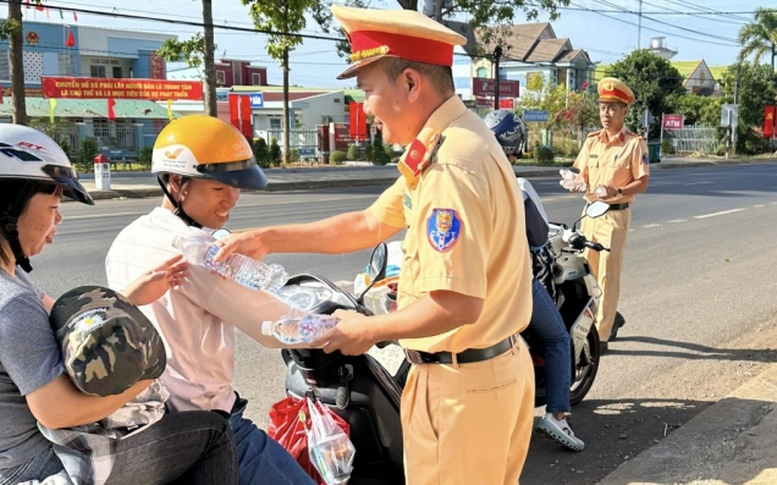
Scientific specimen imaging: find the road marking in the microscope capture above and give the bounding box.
[65,211,146,220]
[642,224,662,228]
[683,181,713,186]
[668,219,687,223]
[751,204,766,208]
[694,208,746,219]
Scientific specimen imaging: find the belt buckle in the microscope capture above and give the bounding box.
[404,349,424,365]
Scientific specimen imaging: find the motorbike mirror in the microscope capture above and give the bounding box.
[211,228,231,240]
[358,243,388,302]
[585,200,610,219]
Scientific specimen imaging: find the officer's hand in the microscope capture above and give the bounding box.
[311,310,375,356]
[213,230,270,262]
[123,254,190,306]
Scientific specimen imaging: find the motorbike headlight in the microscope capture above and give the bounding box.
[275,285,333,312]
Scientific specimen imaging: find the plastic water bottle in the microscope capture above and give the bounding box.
[172,235,288,292]
[595,185,608,198]
[262,311,340,345]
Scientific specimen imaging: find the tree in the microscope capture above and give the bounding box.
[553,90,599,143]
[157,0,217,116]
[718,61,777,153]
[606,50,685,137]
[738,7,777,72]
[241,1,329,164]
[672,94,720,127]
[0,0,28,125]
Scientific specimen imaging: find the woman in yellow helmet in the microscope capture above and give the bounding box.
[105,115,315,485]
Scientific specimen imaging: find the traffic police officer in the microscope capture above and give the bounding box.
[572,77,650,348]
[213,5,536,484]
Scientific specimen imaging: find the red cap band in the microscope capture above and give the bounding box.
[600,87,630,104]
[349,30,454,67]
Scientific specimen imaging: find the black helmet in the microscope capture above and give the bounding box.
[483,109,526,156]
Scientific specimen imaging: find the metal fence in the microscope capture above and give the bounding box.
[664,125,718,154]
[43,122,79,153]
[92,121,138,156]
[260,129,319,159]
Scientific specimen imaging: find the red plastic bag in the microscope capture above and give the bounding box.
[268,396,351,485]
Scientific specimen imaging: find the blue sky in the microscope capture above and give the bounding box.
[9,0,769,88]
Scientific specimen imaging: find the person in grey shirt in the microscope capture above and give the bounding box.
[0,125,240,485]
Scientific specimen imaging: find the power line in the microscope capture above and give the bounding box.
[591,0,739,44]
[639,0,742,25]
[568,0,740,47]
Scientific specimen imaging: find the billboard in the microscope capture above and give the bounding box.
[41,77,203,100]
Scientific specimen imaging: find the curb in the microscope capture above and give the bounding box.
[596,363,777,485]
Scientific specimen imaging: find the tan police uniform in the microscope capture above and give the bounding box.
[331,6,536,484]
[573,77,650,342]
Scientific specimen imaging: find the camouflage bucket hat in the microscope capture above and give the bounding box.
[49,285,167,397]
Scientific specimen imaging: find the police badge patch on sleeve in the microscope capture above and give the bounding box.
[642,153,649,165]
[426,208,462,252]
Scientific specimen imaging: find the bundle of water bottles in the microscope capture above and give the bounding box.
[559,168,587,193]
[172,235,338,346]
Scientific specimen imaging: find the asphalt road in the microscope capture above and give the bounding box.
[30,162,777,484]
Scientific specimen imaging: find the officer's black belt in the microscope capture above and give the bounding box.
[608,203,630,211]
[404,335,517,365]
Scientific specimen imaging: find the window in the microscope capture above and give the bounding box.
[23,51,43,83]
[476,67,488,78]
[57,53,76,76]
[90,65,106,78]
[112,66,122,78]
[216,70,226,84]
[269,118,281,130]
[251,73,261,85]
[0,50,8,80]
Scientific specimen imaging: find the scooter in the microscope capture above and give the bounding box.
[275,244,406,485]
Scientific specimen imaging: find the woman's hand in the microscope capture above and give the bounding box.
[122,255,190,306]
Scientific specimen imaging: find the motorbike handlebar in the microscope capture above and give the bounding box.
[584,240,610,252]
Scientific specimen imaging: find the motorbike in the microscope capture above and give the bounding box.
[275,243,406,485]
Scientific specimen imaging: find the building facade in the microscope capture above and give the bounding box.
[0,21,175,157]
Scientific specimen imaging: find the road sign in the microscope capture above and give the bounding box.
[523,109,548,123]
[662,114,684,130]
[248,93,264,109]
[720,103,739,128]
[472,78,520,98]
[642,108,654,126]
[498,98,514,109]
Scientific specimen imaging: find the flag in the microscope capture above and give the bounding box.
[36,2,44,12]
[0,83,4,105]
[73,11,78,22]
[107,98,116,121]
[25,0,30,9]
[45,8,50,19]
[49,99,57,123]
[59,9,64,20]
[166,99,174,121]
[66,30,75,48]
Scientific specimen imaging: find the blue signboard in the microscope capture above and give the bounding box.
[249,93,264,109]
[523,109,548,123]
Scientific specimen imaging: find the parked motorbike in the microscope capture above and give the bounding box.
[276,244,406,485]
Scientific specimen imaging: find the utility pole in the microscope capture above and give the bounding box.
[434,0,442,21]
[493,46,502,110]
[637,0,643,49]
[732,62,742,156]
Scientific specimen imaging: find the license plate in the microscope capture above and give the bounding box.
[367,344,406,376]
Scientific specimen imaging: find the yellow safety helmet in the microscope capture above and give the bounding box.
[152,115,267,190]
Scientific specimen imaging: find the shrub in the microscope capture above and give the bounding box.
[661,139,673,155]
[76,137,99,172]
[137,146,153,170]
[288,148,300,164]
[269,137,282,166]
[347,144,361,161]
[384,144,396,159]
[533,143,554,164]
[253,137,270,168]
[370,129,391,165]
[329,150,347,165]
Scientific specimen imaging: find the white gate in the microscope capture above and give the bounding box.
[665,125,718,153]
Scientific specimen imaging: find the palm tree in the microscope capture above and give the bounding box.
[738,7,777,72]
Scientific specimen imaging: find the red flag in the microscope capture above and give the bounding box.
[25,0,30,9]
[0,83,4,105]
[66,30,75,48]
[36,2,44,11]
[107,98,116,121]
[764,106,776,138]
[73,11,78,22]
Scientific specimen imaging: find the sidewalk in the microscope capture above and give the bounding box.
[78,155,776,201]
[596,362,777,485]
